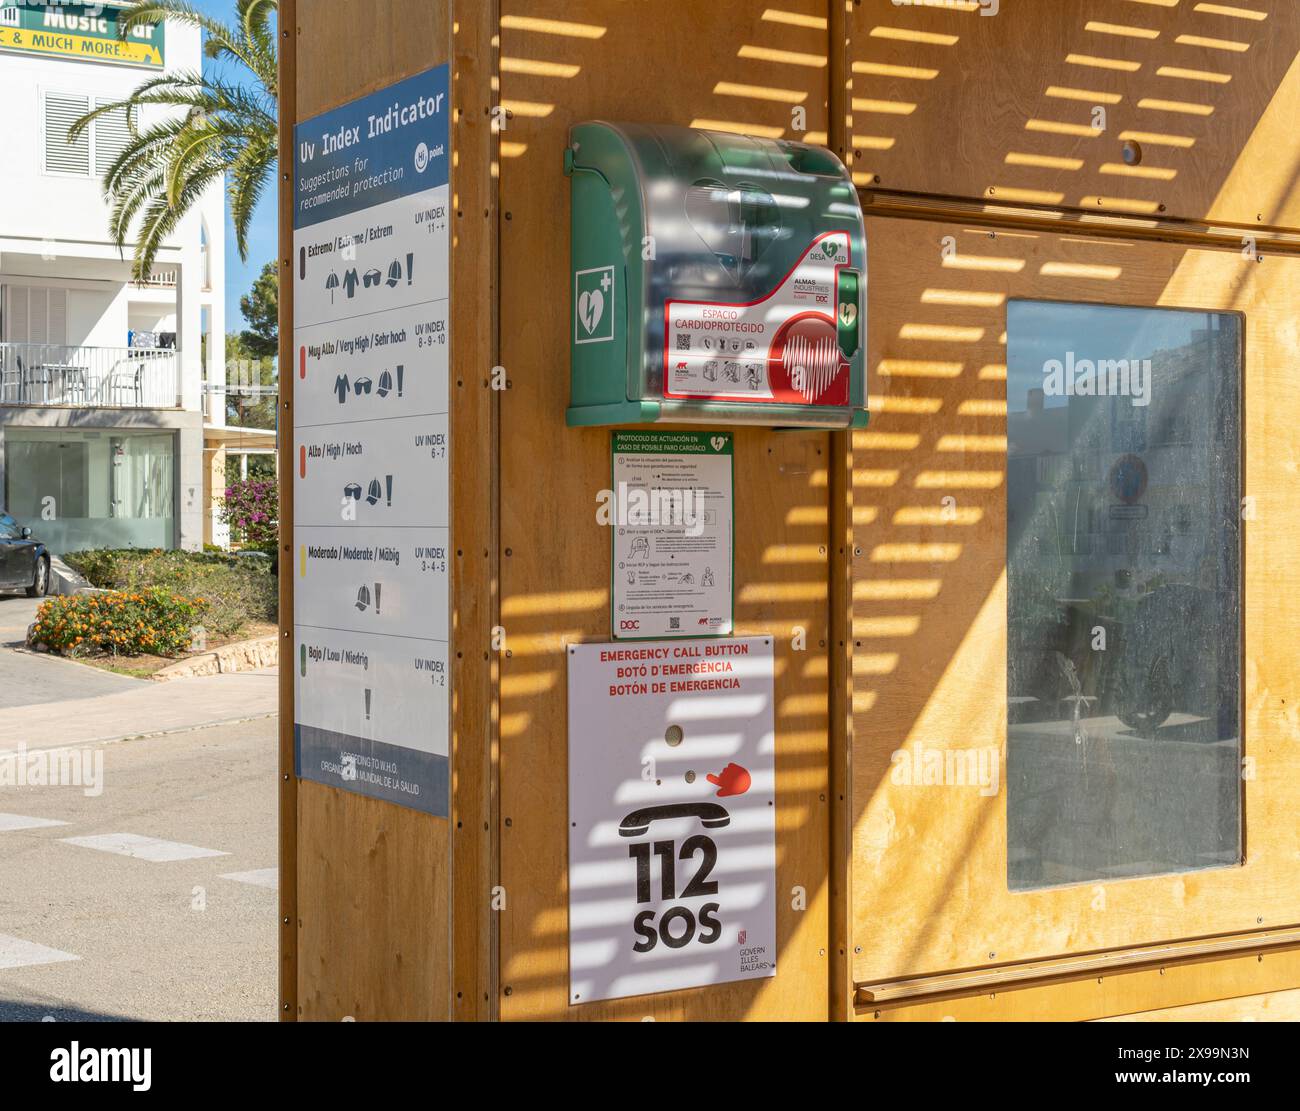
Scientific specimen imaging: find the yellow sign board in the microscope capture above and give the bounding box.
[0,24,163,69]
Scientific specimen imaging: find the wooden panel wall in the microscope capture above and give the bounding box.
[495,0,836,1021]
[282,0,497,1021]
[279,0,1300,1021]
[848,215,1300,985]
[847,0,1300,228]
[858,941,1300,1022]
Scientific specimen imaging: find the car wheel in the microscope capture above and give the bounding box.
[26,557,49,598]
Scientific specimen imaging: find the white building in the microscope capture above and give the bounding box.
[0,0,234,553]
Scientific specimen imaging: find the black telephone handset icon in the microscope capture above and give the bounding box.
[618,802,730,838]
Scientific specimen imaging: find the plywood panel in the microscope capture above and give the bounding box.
[847,0,1300,229]
[448,0,500,1023]
[286,0,456,1022]
[277,0,300,1021]
[496,0,834,1020]
[1099,987,1300,1022]
[850,215,1300,984]
[856,944,1300,1022]
[296,782,449,1020]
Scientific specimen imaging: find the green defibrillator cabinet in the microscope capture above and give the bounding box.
[566,121,868,429]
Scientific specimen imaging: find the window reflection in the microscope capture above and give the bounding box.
[1006,301,1242,891]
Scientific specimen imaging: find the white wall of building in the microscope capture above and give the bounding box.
[0,3,228,551]
[0,12,207,248]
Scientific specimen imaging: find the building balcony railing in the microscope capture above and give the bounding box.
[0,342,182,409]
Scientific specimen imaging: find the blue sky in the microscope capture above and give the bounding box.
[192,0,277,331]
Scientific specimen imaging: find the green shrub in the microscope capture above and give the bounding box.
[63,548,277,638]
[32,589,208,658]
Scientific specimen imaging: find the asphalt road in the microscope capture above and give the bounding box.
[0,595,141,709]
[0,715,278,1021]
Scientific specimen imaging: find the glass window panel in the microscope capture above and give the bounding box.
[1005,301,1242,891]
[4,429,174,551]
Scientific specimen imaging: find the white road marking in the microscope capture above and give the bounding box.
[218,868,278,890]
[0,932,79,970]
[0,813,69,832]
[60,833,229,862]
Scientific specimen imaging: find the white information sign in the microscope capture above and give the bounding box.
[611,431,733,640]
[292,65,451,815]
[567,637,777,1004]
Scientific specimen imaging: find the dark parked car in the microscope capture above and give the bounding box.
[0,514,50,597]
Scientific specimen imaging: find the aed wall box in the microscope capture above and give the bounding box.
[566,122,869,429]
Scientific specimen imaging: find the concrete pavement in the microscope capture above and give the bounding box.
[0,590,281,1021]
[0,594,279,741]
[0,716,278,1021]
[5,670,279,751]
[0,595,140,710]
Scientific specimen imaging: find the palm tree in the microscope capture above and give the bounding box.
[69,0,278,282]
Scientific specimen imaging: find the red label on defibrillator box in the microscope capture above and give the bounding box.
[664,231,850,406]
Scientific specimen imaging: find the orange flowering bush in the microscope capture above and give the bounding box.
[31,588,209,658]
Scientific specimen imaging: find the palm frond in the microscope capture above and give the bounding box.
[72,1,280,274]
[118,1,273,86]
[229,137,276,259]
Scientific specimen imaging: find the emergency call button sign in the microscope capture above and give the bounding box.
[567,637,777,1004]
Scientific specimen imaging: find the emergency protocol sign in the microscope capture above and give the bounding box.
[567,638,777,1004]
[611,430,733,640]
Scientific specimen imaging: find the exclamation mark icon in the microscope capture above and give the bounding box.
[396,365,404,397]
[364,689,372,720]
[385,475,393,507]
[406,252,414,286]
[374,583,382,615]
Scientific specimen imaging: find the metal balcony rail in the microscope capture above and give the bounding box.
[0,342,181,409]
[131,269,180,289]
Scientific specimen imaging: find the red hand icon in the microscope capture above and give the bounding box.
[707,762,751,798]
